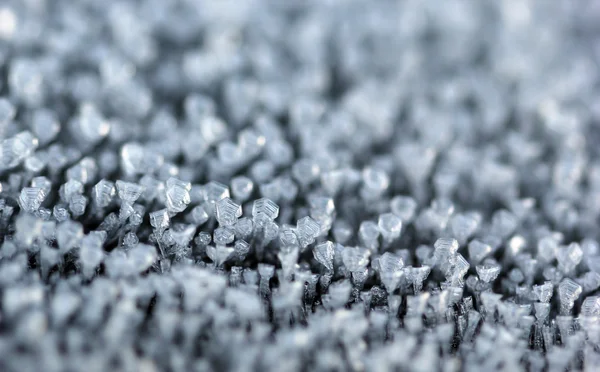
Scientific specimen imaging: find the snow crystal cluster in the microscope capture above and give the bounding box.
[1,0,600,371]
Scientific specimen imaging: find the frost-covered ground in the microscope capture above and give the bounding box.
[1,0,600,371]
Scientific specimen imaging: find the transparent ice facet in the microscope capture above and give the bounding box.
[59,180,84,204]
[214,226,235,246]
[296,216,320,248]
[359,221,380,250]
[116,180,145,204]
[475,260,501,283]
[581,296,600,317]
[341,247,371,272]
[235,217,254,240]
[447,254,470,286]
[377,252,404,293]
[165,177,191,213]
[234,240,250,260]
[68,194,88,217]
[189,205,209,226]
[252,198,279,222]
[204,181,230,204]
[216,197,242,227]
[532,282,553,303]
[467,240,492,264]
[434,238,459,263]
[93,180,116,208]
[18,187,47,213]
[149,209,170,234]
[558,278,582,314]
[313,241,335,272]
[168,224,196,251]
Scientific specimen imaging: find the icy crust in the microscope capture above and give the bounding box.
[0,0,600,371]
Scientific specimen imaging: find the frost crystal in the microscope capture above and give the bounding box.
[296,216,320,248]
[0,1,598,370]
[342,247,371,272]
[18,187,47,213]
[165,177,191,213]
[116,180,145,204]
[216,198,242,227]
[476,261,501,283]
[558,278,582,315]
[377,252,404,293]
[93,180,116,208]
[313,241,335,272]
[252,198,279,221]
[377,213,402,244]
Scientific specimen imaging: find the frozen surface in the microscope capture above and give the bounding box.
[0,0,600,371]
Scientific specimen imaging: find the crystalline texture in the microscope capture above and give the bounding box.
[434,238,459,263]
[252,198,279,221]
[165,177,191,213]
[296,216,320,248]
[359,221,380,251]
[116,180,145,204]
[532,282,553,303]
[313,241,335,272]
[68,194,88,217]
[476,261,501,283]
[377,252,404,293]
[581,296,600,317]
[204,181,230,204]
[558,278,582,315]
[216,198,242,227]
[214,227,235,246]
[93,180,116,208]
[18,187,47,213]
